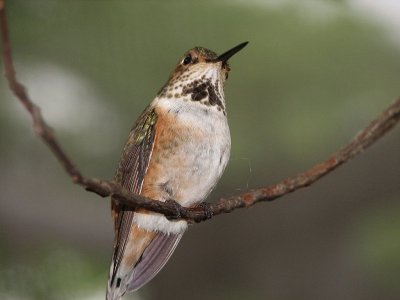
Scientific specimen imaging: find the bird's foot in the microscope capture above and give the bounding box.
[165,199,182,220]
[197,202,213,220]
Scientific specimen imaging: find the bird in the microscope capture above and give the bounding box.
[106,41,248,300]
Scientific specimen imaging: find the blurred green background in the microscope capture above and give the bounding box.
[1,1,399,299]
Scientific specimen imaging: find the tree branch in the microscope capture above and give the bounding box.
[1,1,400,223]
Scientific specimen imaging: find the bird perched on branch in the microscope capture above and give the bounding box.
[107,42,248,300]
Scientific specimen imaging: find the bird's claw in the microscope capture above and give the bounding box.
[198,202,213,220]
[165,199,182,220]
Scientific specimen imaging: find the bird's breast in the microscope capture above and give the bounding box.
[134,99,230,234]
[142,100,230,206]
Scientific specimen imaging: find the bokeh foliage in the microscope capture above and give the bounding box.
[0,1,399,299]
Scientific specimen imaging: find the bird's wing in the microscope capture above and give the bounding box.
[110,105,158,286]
[127,231,183,292]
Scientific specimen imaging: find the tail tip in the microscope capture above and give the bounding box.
[106,277,125,300]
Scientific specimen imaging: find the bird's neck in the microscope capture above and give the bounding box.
[156,74,226,115]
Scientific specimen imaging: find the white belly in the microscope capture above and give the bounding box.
[133,98,231,234]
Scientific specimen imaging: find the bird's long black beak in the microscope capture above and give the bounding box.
[215,41,249,63]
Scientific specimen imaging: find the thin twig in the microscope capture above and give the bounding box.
[1,2,399,223]
[0,0,83,183]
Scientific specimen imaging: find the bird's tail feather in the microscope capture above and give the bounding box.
[106,232,183,299]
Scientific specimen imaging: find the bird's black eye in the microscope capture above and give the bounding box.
[182,54,192,65]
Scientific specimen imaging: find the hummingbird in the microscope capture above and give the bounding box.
[107,41,248,300]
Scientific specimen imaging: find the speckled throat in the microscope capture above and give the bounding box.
[157,66,226,114]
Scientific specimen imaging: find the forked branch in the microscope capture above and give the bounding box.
[1,2,399,223]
